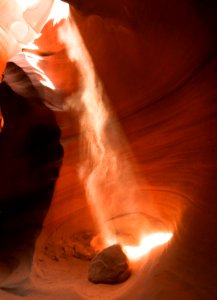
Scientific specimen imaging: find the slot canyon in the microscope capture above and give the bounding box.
[0,0,217,299]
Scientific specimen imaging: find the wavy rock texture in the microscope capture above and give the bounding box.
[0,0,217,299]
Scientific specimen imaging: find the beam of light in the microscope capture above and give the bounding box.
[57,12,142,246]
[27,1,174,258]
[122,232,173,261]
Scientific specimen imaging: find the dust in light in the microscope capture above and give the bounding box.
[21,0,174,262]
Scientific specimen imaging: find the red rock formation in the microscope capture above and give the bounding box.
[0,0,217,299]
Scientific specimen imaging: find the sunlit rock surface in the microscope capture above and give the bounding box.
[0,0,217,299]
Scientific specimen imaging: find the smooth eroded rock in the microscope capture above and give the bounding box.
[88,244,131,284]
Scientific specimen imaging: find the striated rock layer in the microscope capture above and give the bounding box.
[0,0,217,299]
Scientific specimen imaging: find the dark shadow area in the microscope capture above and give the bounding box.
[0,63,63,286]
[192,0,217,43]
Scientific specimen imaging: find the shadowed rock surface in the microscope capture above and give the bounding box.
[0,63,63,288]
[88,244,131,284]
